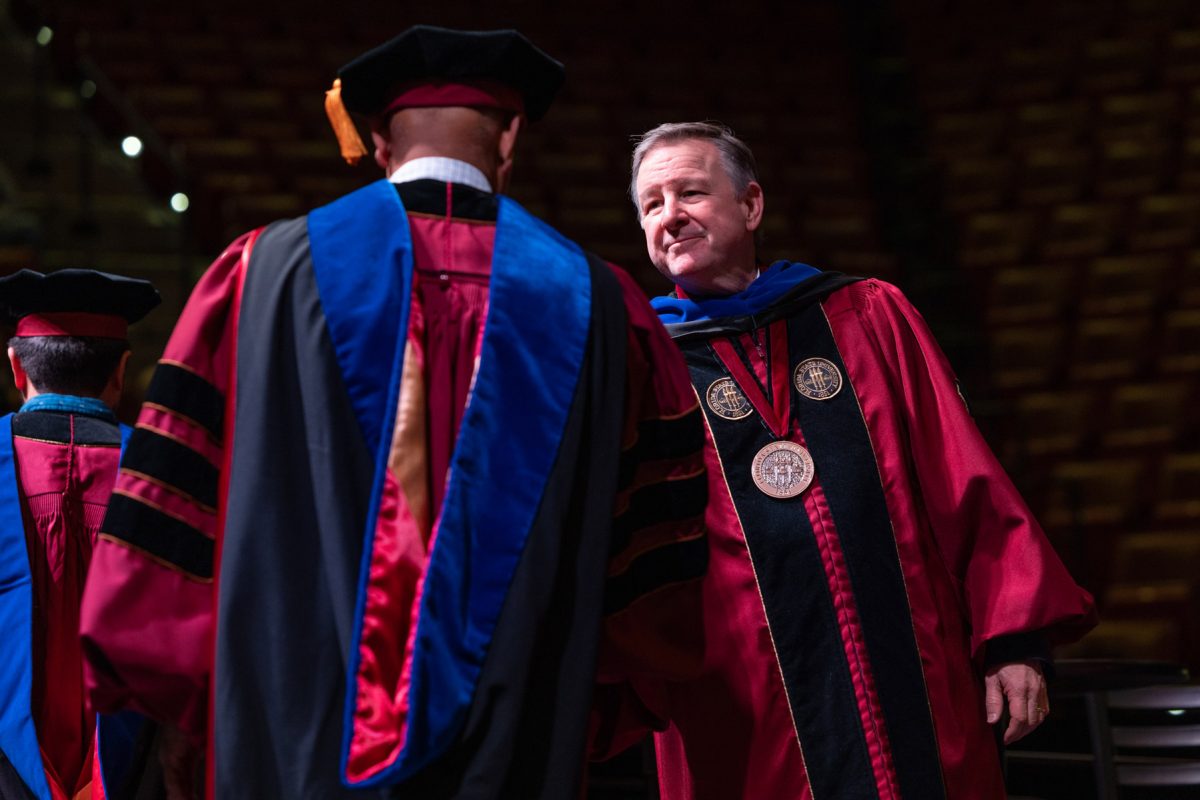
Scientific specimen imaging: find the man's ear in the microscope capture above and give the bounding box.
[741,181,765,232]
[113,350,130,396]
[7,347,27,397]
[495,113,524,193]
[100,350,131,411]
[371,128,392,173]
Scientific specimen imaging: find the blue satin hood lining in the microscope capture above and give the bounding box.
[650,260,821,324]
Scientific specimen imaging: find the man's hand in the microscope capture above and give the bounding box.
[984,661,1049,744]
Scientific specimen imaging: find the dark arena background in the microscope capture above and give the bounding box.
[2,0,1199,796]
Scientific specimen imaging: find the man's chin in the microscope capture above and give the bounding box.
[650,254,718,293]
[665,256,708,282]
[669,269,725,297]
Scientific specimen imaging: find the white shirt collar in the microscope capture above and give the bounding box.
[388,157,493,193]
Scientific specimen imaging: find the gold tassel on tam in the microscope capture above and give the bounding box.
[324,79,368,166]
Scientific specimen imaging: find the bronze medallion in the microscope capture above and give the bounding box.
[706,377,754,420]
[750,441,815,499]
[793,358,843,401]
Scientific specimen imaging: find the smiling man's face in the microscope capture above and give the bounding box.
[634,138,762,296]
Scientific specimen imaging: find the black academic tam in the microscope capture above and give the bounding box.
[337,25,565,120]
[0,269,160,327]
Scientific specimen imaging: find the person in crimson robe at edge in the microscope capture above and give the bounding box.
[78,25,707,800]
[0,269,160,800]
[612,121,1098,799]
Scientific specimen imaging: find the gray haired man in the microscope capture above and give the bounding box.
[627,121,1096,800]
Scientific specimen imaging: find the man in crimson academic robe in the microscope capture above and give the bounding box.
[79,26,707,799]
[0,269,159,800]
[624,121,1098,799]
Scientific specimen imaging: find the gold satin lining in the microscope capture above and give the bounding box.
[388,339,432,542]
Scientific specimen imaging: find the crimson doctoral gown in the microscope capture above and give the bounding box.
[0,408,124,800]
[646,265,1097,800]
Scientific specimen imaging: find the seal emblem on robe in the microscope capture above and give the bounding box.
[706,377,753,420]
[751,441,815,498]
[793,358,843,401]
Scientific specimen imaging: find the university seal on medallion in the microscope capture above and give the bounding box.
[793,358,843,401]
[751,441,815,498]
[706,377,754,420]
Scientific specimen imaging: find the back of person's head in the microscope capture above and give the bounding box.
[7,335,128,396]
[0,268,159,400]
[372,104,519,182]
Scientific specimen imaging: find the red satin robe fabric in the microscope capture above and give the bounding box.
[651,280,1095,800]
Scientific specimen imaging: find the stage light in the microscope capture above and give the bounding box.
[121,136,143,158]
[36,27,52,46]
[170,193,190,213]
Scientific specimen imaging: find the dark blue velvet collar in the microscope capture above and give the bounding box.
[20,393,117,422]
[650,260,821,324]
